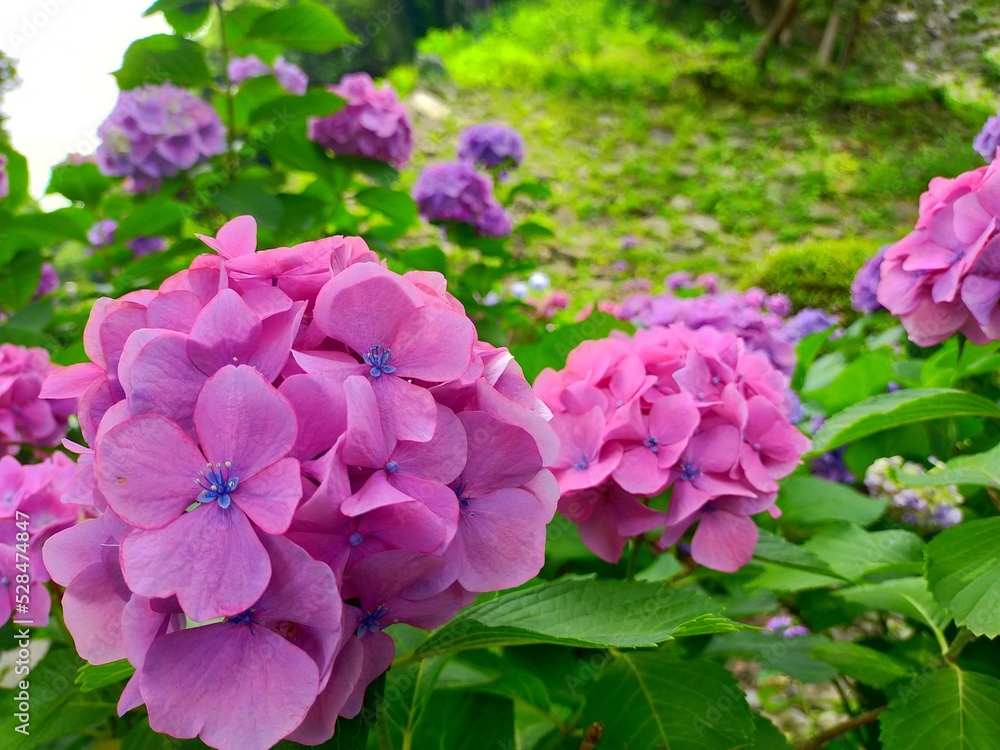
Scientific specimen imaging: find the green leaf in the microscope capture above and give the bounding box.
[802,523,924,581]
[397,247,447,275]
[0,648,115,750]
[404,576,744,661]
[802,349,895,413]
[808,388,1000,456]
[926,517,1000,638]
[752,529,837,575]
[751,713,791,750]
[705,632,838,683]
[76,659,136,692]
[510,312,633,383]
[903,443,1000,489]
[811,641,913,688]
[143,0,211,34]
[113,34,212,89]
[409,691,514,750]
[0,252,42,311]
[837,577,951,640]
[245,1,355,52]
[46,163,114,205]
[213,182,284,231]
[248,89,344,127]
[582,652,756,750]
[13,208,91,244]
[776,477,886,528]
[116,198,188,241]
[435,650,549,709]
[355,187,417,227]
[635,553,684,582]
[746,562,844,593]
[513,220,555,238]
[880,668,1000,750]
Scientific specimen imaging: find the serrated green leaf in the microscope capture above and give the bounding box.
[435,650,549,709]
[926,517,1000,638]
[245,1,355,52]
[46,163,114,205]
[116,198,188,241]
[143,0,211,34]
[405,576,743,661]
[114,34,212,89]
[752,529,837,575]
[583,652,756,750]
[903,443,1000,489]
[808,388,1000,457]
[811,641,913,688]
[880,668,1000,750]
[802,523,924,582]
[776,476,886,528]
[837,577,951,644]
[355,187,417,227]
[249,90,344,127]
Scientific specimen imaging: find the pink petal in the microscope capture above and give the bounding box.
[187,289,262,374]
[371,374,438,443]
[63,561,128,664]
[121,503,270,621]
[96,414,205,530]
[40,362,104,399]
[392,404,467,484]
[690,509,758,572]
[233,457,302,534]
[389,305,475,382]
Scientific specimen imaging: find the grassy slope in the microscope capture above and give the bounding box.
[391,0,989,309]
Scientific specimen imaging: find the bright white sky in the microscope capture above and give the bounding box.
[1,0,170,199]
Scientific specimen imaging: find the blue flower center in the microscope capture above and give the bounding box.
[679,460,701,482]
[572,455,589,471]
[196,461,239,509]
[356,604,390,637]
[364,345,396,377]
[349,531,364,547]
[385,460,399,474]
[643,435,659,453]
[0,576,9,587]
[452,477,474,514]
[227,607,263,634]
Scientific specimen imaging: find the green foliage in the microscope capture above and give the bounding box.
[742,237,880,315]
[926,518,1000,639]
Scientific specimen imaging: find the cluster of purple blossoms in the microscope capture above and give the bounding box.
[764,614,809,637]
[851,246,889,314]
[228,54,308,96]
[40,216,557,750]
[534,325,810,572]
[412,162,512,238]
[34,263,59,300]
[616,280,836,377]
[0,344,75,455]
[457,124,525,175]
[87,219,167,258]
[308,73,413,169]
[96,84,226,193]
[0,154,8,200]
[974,110,1000,163]
[0,451,94,627]
[864,456,963,530]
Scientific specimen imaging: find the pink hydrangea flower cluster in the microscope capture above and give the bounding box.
[40,216,557,750]
[0,344,75,455]
[534,325,810,572]
[616,283,834,376]
[0,451,92,627]
[877,159,1000,346]
[308,73,413,169]
[96,83,226,193]
[412,162,513,238]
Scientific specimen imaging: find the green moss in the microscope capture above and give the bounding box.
[741,238,882,315]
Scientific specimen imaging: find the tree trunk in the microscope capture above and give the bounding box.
[837,0,866,69]
[752,0,800,67]
[817,2,843,67]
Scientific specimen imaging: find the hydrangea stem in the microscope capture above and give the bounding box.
[795,707,886,750]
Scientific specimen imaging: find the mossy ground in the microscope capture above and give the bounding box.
[391,0,992,312]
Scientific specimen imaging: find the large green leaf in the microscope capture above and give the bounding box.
[880,668,1000,750]
[752,529,838,575]
[76,659,135,692]
[808,389,1000,456]
[776,477,886,528]
[245,1,355,52]
[435,650,549,708]
[143,0,211,34]
[583,652,756,750]
[511,312,633,384]
[355,187,417,227]
[248,90,344,127]
[113,35,212,89]
[46,163,114,205]
[404,577,743,661]
[926,517,1000,639]
[837,577,951,645]
[116,198,188,241]
[705,632,838,683]
[802,523,924,581]
[811,641,913,688]
[904,443,1000,489]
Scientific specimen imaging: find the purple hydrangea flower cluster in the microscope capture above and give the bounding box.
[228,55,308,96]
[457,124,525,174]
[851,245,889,313]
[974,110,1000,163]
[0,344,76,455]
[864,456,963,530]
[308,73,412,169]
[96,84,226,193]
[616,281,837,376]
[0,154,8,200]
[765,614,809,637]
[87,219,167,258]
[412,162,513,237]
[34,263,59,299]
